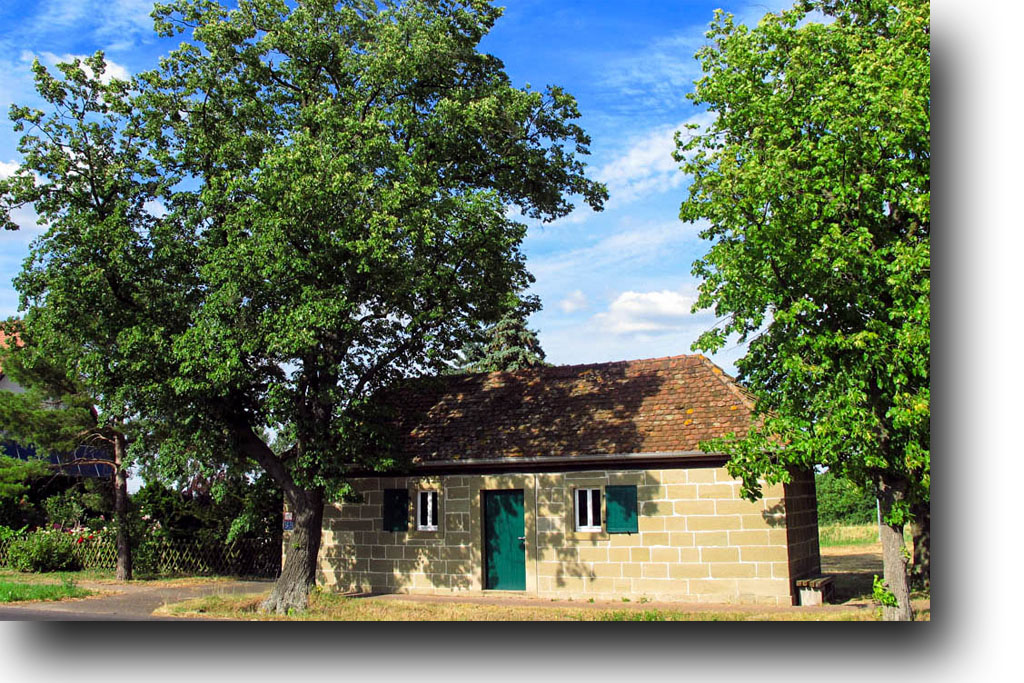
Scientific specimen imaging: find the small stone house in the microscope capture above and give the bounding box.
[312,354,821,606]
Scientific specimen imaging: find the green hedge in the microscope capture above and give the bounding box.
[815,471,877,525]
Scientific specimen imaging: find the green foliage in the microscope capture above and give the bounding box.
[0,0,603,503]
[0,575,91,603]
[0,455,51,528]
[0,455,49,507]
[815,470,876,525]
[5,529,84,572]
[0,326,108,461]
[459,297,548,372]
[1,0,604,608]
[872,574,898,608]
[678,0,930,525]
[40,479,113,530]
[131,473,282,546]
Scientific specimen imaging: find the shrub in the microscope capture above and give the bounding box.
[815,471,877,525]
[5,529,83,572]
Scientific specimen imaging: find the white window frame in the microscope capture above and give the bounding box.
[416,490,439,531]
[575,488,602,532]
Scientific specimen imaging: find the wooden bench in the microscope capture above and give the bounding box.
[795,576,835,606]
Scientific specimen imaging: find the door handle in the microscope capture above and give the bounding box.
[517,536,526,541]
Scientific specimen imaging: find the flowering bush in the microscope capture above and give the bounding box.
[5,528,84,572]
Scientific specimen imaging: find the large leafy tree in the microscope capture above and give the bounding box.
[1,323,137,580]
[677,0,929,620]
[2,0,604,612]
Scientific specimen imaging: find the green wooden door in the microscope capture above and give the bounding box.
[483,490,526,590]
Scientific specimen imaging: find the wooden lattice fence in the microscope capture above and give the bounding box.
[0,535,281,578]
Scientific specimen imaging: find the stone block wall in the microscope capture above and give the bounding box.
[782,468,822,586]
[309,464,814,606]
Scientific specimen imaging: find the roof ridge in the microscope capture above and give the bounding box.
[458,353,704,382]
[696,355,758,411]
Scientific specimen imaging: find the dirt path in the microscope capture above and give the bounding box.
[0,579,272,620]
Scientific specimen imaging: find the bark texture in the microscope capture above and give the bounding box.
[910,499,930,590]
[260,486,324,614]
[113,432,132,581]
[878,481,913,621]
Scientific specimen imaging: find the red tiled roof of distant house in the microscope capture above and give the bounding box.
[0,329,23,376]
[386,354,756,463]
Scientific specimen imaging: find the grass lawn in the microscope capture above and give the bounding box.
[0,574,92,603]
[818,523,911,547]
[155,590,888,621]
[0,567,239,587]
[155,524,929,621]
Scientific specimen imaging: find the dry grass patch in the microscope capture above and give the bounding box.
[819,523,912,547]
[156,590,884,621]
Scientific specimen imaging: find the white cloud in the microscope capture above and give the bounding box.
[600,34,707,117]
[0,161,20,179]
[593,289,699,335]
[33,51,131,83]
[144,199,167,219]
[558,289,587,314]
[530,220,702,287]
[27,0,155,48]
[594,112,715,208]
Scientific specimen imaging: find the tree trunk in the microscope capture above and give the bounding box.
[113,432,132,582]
[260,486,324,614]
[909,499,930,590]
[877,482,913,621]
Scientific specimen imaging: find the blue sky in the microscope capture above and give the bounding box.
[0,0,797,375]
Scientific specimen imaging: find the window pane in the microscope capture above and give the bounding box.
[591,489,601,525]
[577,489,587,528]
[419,492,428,527]
[429,491,437,526]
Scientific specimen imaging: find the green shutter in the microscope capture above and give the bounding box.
[605,485,638,533]
[383,488,409,532]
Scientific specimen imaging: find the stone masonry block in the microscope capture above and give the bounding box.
[728,530,771,546]
[686,469,718,483]
[674,500,716,515]
[621,563,642,578]
[715,499,763,515]
[608,547,630,562]
[701,546,739,563]
[641,532,670,546]
[742,513,779,530]
[630,547,651,562]
[698,484,737,499]
[688,515,741,531]
[652,469,688,484]
[669,563,710,579]
[737,578,790,597]
[591,563,623,579]
[740,546,790,563]
[638,516,665,532]
[689,578,739,596]
[665,484,699,500]
[640,501,673,516]
[638,485,667,500]
[692,531,730,547]
[651,547,680,563]
[641,563,669,578]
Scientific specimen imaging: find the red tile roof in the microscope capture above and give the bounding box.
[389,354,756,463]
[0,329,22,376]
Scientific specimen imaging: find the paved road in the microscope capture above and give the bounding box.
[0,579,272,621]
